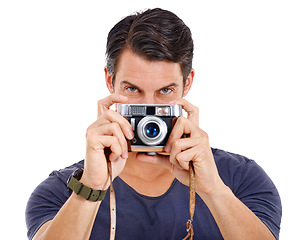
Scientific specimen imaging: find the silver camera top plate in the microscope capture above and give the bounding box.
[117,104,182,117]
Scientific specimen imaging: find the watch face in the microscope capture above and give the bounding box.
[73,168,84,180]
[67,168,84,187]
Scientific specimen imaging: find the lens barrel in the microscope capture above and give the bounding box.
[137,116,167,146]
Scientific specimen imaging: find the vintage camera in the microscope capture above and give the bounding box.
[117,104,182,154]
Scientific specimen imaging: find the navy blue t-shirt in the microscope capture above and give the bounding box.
[26,148,282,239]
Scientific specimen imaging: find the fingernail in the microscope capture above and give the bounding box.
[122,151,128,159]
[165,144,171,153]
[128,130,134,139]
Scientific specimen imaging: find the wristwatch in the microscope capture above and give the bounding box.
[67,168,107,202]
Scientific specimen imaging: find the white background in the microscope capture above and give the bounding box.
[1,0,296,239]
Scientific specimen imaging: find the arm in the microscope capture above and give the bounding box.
[164,98,276,240]
[33,193,102,240]
[33,94,133,240]
[199,182,275,240]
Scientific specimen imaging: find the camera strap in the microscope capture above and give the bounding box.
[108,162,116,240]
[182,161,196,240]
[104,148,116,240]
[105,149,196,240]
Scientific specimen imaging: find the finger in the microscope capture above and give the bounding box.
[110,157,127,180]
[102,136,123,162]
[175,146,200,170]
[95,123,129,158]
[169,138,185,166]
[172,98,199,124]
[169,137,196,166]
[175,138,212,171]
[165,116,198,153]
[102,110,134,140]
[92,109,134,140]
[175,151,191,170]
[97,94,128,117]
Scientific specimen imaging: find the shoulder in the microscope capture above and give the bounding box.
[212,147,251,167]
[26,159,85,207]
[49,160,85,183]
[212,148,270,191]
[26,160,84,240]
[212,148,280,201]
[212,148,282,239]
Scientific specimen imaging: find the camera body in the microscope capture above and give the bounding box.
[117,104,182,153]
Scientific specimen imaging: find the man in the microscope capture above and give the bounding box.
[26,8,281,239]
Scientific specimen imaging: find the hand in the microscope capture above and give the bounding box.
[139,99,224,195]
[81,94,134,190]
[165,98,224,195]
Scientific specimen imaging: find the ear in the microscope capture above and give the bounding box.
[182,68,194,97]
[105,66,114,94]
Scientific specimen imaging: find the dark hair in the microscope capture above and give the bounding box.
[106,8,194,85]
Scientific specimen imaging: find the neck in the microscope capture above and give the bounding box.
[119,152,175,197]
[120,152,170,180]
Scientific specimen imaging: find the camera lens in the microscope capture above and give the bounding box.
[137,116,168,146]
[144,123,160,138]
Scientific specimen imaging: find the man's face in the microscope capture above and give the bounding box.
[105,49,193,104]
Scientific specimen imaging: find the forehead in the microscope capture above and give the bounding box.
[114,49,183,86]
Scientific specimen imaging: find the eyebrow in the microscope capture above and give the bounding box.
[156,83,179,92]
[120,81,143,91]
[120,80,179,92]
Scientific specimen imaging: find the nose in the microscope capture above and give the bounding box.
[127,92,168,105]
[128,92,158,105]
[141,94,156,104]
[141,95,168,105]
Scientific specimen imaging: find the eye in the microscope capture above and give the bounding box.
[127,87,138,93]
[160,88,172,94]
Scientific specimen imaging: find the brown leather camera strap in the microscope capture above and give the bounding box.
[182,161,196,240]
[108,162,116,240]
[105,150,196,240]
[104,147,116,240]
